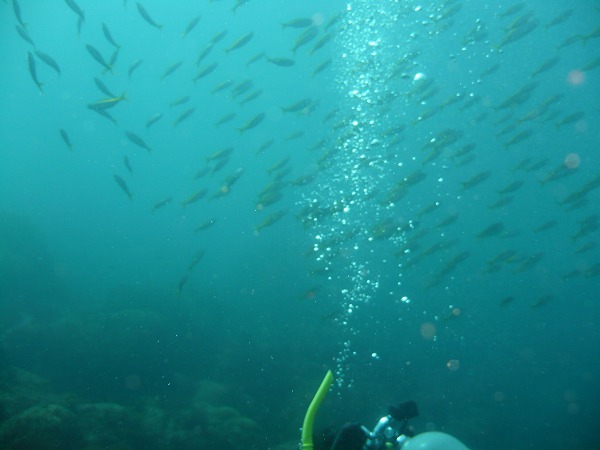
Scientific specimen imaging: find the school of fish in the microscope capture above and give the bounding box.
[10,0,600,303]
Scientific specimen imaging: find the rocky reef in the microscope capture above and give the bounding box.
[0,367,271,450]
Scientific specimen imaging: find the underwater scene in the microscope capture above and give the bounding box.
[1,0,599,448]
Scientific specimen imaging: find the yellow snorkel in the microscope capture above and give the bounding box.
[301,370,335,450]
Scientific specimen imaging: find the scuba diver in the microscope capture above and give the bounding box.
[301,371,470,450]
[317,401,470,450]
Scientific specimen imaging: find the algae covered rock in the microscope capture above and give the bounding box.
[76,402,145,449]
[199,403,261,450]
[0,368,52,423]
[0,404,82,450]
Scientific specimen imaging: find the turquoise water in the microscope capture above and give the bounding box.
[1,0,599,448]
